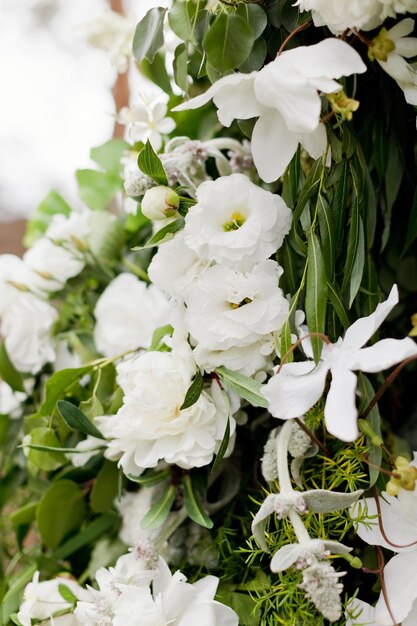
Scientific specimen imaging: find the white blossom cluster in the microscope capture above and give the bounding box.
[149,173,292,376]
[17,549,239,626]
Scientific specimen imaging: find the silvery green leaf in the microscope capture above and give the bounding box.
[290,441,319,488]
[270,544,304,573]
[303,489,363,513]
[251,494,276,552]
[322,540,352,555]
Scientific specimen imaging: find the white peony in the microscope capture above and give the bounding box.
[294,0,383,31]
[184,260,289,352]
[94,273,173,358]
[1,292,58,374]
[183,174,292,264]
[97,350,234,476]
[148,231,210,301]
[141,186,180,221]
[193,336,275,377]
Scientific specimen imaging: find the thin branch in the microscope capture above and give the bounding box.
[371,486,417,549]
[376,546,399,626]
[295,417,330,456]
[362,355,417,418]
[278,20,312,55]
[277,332,330,374]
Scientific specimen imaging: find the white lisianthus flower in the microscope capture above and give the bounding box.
[80,10,135,73]
[94,273,172,358]
[183,174,291,264]
[184,260,289,352]
[148,232,211,301]
[174,40,366,182]
[17,572,91,626]
[141,185,180,221]
[372,19,417,106]
[0,381,25,418]
[97,349,235,476]
[264,285,417,442]
[1,292,58,374]
[119,93,176,151]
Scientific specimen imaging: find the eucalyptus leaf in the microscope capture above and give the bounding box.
[203,14,254,73]
[132,7,166,63]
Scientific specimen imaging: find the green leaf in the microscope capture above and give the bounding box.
[293,159,322,223]
[127,467,171,487]
[90,139,129,173]
[136,217,185,249]
[203,14,254,73]
[358,374,382,487]
[37,480,86,549]
[173,42,188,92]
[236,3,267,39]
[180,370,204,410]
[341,194,360,297]
[76,169,122,211]
[140,483,177,529]
[24,191,72,247]
[238,38,267,73]
[327,282,350,330]
[0,342,24,392]
[332,161,348,253]
[52,514,116,560]
[88,212,126,261]
[212,417,230,472]
[168,0,199,44]
[317,194,335,280]
[9,501,38,528]
[306,233,327,363]
[137,140,168,185]
[0,563,38,625]
[141,54,172,94]
[349,216,365,308]
[132,7,166,63]
[27,427,66,471]
[57,400,104,439]
[279,319,293,364]
[36,365,94,418]
[58,584,78,605]
[149,324,174,351]
[216,367,268,408]
[90,461,120,513]
[183,474,213,529]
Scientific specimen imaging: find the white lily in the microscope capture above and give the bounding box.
[372,19,417,105]
[173,39,366,182]
[264,285,417,442]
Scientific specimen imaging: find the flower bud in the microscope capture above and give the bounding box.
[386,455,417,496]
[141,186,180,221]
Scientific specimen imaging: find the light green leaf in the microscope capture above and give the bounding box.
[132,7,166,63]
[0,563,38,625]
[90,139,129,173]
[349,216,365,308]
[57,400,104,439]
[303,488,363,513]
[24,191,72,247]
[203,14,254,73]
[76,169,122,211]
[180,371,203,410]
[37,479,86,549]
[216,366,268,408]
[127,468,171,487]
[183,474,213,529]
[211,417,230,472]
[149,324,174,351]
[36,365,94,418]
[27,427,66,471]
[306,233,327,363]
[168,0,199,43]
[173,42,188,92]
[52,514,116,560]
[90,461,120,513]
[0,341,25,392]
[140,483,177,529]
[137,140,168,185]
[135,217,185,249]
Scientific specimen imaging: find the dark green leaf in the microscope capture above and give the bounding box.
[141,54,172,94]
[132,7,166,63]
[90,461,120,513]
[173,43,188,92]
[136,217,185,249]
[168,0,199,43]
[52,514,116,560]
[236,3,267,38]
[306,233,327,363]
[183,474,213,529]
[402,188,417,257]
[0,342,24,392]
[180,370,204,410]
[140,483,177,529]
[37,480,86,549]
[358,374,382,487]
[24,191,72,247]
[332,161,348,253]
[212,417,230,472]
[203,14,254,73]
[293,159,322,224]
[127,467,171,487]
[238,38,267,73]
[327,283,350,330]
[137,140,168,185]
[216,367,268,408]
[57,400,104,439]
[317,194,335,279]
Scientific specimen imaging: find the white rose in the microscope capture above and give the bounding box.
[141,185,180,221]
[183,173,291,265]
[97,351,234,475]
[94,273,173,357]
[148,232,210,300]
[1,292,58,374]
[184,260,289,352]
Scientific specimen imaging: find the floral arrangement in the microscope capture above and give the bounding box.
[2,1,417,624]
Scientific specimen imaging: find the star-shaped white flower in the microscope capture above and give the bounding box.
[264,285,417,441]
[173,39,366,182]
[119,93,176,151]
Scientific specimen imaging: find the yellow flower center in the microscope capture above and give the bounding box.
[223,211,246,232]
[386,455,417,496]
[368,28,396,62]
[229,297,252,309]
[326,90,360,121]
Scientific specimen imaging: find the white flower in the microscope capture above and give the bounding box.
[193,336,275,377]
[94,273,172,358]
[373,19,417,105]
[97,350,235,475]
[299,561,344,622]
[0,381,25,418]
[264,285,417,442]
[1,292,58,374]
[66,436,105,467]
[115,489,158,547]
[0,254,37,313]
[141,185,180,221]
[184,260,289,352]
[174,40,366,182]
[294,0,383,31]
[148,232,210,301]
[119,93,176,151]
[24,238,85,293]
[183,174,291,264]
[17,572,91,625]
[80,10,135,73]
[345,597,417,625]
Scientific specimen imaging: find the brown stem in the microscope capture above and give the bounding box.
[362,355,417,419]
[278,20,312,55]
[376,546,399,626]
[381,444,396,466]
[295,417,330,457]
[353,28,371,47]
[361,458,400,478]
[111,0,129,138]
[277,332,330,374]
[371,486,417,549]
[320,110,336,124]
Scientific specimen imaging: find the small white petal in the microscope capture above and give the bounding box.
[324,367,359,441]
[270,544,304,573]
[395,37,417,59]
[251,109,299,182]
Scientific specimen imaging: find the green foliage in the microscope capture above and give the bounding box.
[180,370,204,409]
[216,367,268,408]
[57,400,104,439]
[140,483,178,529]
[24,191,72,247]
[0,342,24,393]
[137,140,168,185]
[183,473,213,529]
[36,479,87,549]
[133,7,167,63]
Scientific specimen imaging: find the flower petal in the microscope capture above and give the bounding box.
[375,548,417,625]
[264,360,328,420]
[285,39,367,81]
[270,544,304,573]
[342,285,399,351]
[251,109,299,182]
[324,367,359,441]
[300,124,328,161]
[351,337,417,373]
[395,37,417,59]
[388,18,415,41]
[251,494,277,551]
